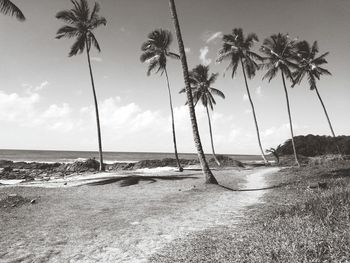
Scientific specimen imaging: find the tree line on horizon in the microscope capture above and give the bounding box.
[2,0,339,184]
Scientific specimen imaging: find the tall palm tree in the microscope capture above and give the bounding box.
[140,29,183,172]
[180,65,225,166]
[0,0,25,21]
[293,41,336,136]
[260,33,300,167]
[56,0,106,171]
[168,0,218,184]
[217,28,268,164]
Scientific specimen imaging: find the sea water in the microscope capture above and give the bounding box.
[0,149,262,164]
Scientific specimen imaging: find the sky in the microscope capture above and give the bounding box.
[0,0,349,154]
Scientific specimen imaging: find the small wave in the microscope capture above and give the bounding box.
[136,167,177,174]
[0,179,25,185]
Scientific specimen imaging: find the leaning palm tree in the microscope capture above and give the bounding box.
[293,41,336,136]
[0,0,25,21]
[260,33,300,167]
[56,0,106,171]
[140,29,183,172]
[180,65,225,166]
[169,0,218,184]
[217,28,268,164]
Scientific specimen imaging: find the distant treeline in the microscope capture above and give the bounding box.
[276,135,350,157]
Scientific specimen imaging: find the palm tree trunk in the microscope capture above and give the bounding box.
[164,68,183,172]
[314,86,335,137]
[314,86,342,155]
[169,0,217,184]
[240,59,268,164]
[281,71,300,167]
[86,42,104,171]
[206,106,220,166]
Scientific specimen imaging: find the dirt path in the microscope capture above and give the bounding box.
[0,167,279,263]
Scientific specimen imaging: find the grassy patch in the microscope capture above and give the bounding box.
[231,161,350,262]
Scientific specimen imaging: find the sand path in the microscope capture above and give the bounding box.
[0,167,279,262]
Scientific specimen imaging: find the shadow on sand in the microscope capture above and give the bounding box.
[217,182,291,192]
[84,175,200,187]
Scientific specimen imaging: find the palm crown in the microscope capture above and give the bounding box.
[293,40,331,89]
[0,0,25,21]
[140,29,179,76]
[260,33,298,81]
[56,0,107,57]
[217,28,263,78]
[181,65,225,110]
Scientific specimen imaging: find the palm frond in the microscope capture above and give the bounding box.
[90,1,100,20]
[307,73,317,90]
[56,10,77,24]
[56,0,106,56]
[146,59,159,76]
[317,67,331,76]
[263,67,278,82]
[69,34,86,57]
[140,29,176,76]
[89,32,101,52]
[0,0,25,21]
[56,25,80,39]
[140,50,156,63]
[210,88,225,99]
[167,52,180,59]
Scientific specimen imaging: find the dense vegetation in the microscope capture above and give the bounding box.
[276,134,350,157]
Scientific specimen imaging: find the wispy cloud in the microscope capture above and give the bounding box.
[199,46,212,65]
[206,31,223,43]
[91,57,103,62]
[0,89,74,132]
[243,94,249,101]
[185,47,191,53]
[22,81,49,94]
[256,86,262,96]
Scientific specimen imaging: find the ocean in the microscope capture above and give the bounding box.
[0,149,262,164]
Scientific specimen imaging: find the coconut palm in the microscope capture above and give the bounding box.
[0,0,25,21]
[260,33,300,167]
[169,0,218,184]
[56,0,106,171]
[293,41,336,136]
[180,65,224,166]
[217,28,268,164]
[140,29,183,172]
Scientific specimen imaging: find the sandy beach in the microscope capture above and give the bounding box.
[0,166,279,262]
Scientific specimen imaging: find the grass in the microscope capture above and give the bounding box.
[150,160,350,262]
[239,161,350,262]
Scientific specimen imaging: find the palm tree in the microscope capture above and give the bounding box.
[140,29,183,172]
[0,0,25,21]
[217,28,268,164]
[260,33,300,167]
[293,41,336,136]
[266,144,281,164]
[180,65,225,166]
[168,0,218,184]
[56,0,106,171]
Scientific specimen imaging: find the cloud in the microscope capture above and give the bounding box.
[80,96,163,136]
[91,57,103,62]
[0,89,74,132]
[0,90,40,122]
[22,81,49,94]
[185,47,191,53]
[243,94,249,101]
[199,46,212,65]
[206,31,223,43]
[256,86,262,96]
